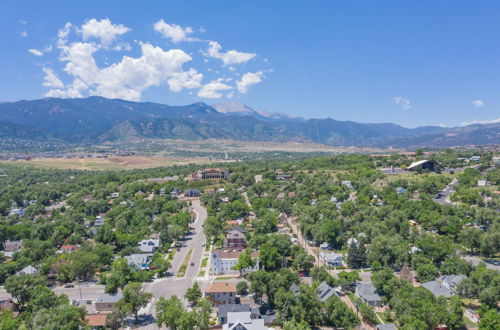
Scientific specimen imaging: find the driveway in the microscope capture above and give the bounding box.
[434,178,458,205]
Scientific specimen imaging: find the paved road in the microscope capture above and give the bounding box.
[139,198,209,329]
[462,255,500,271]
[434,178,458,205]
[0,284,106,301]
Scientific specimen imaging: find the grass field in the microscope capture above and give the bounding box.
[1,156,220,171]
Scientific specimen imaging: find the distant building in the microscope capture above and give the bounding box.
[188,168,229,181]
[210,249,259,275]
[224,227,247,249]
[421,275,466,298]
[2,240,23,258]
[125,254,152,270]
[17,265,38,276]
[8,208,25,217]
[355,282,382,307]
[222,312,269,330]
[218,304,260,325]
[407,159,442,172]
[396,187,407,194]
[319,251,344,267]
[477,179,490,187]
[137,239,161,254]
[470,156,481,162]
[95,293,123,312]
[184,189,201,197]
[110,192,120,199]
[205,281,237,305]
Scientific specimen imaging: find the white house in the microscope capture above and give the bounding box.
[17,265,38,275]
[319,251,344,267]
[210,249,259,275]
[223,312,269,330]
[137,239,161,254]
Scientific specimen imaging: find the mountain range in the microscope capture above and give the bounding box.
[0,96,498,149]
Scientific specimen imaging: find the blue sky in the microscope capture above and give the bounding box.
[1,1,500,127]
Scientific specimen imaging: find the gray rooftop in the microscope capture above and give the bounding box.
[96,293,123,303]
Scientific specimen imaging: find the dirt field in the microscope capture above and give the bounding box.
[1,156,223,171]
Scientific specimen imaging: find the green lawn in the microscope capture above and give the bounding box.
[215,276,235,280]
[176,249,193,278]
[201,257,208,268]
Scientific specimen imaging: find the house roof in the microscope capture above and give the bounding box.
[18,265,38,275]
[319,251,343,262]
[421,275,466,298]
[218,304,259,319]
[96,293,123,304]
[212,249,259,260]
[376,324,397,330]
[407,159,442,170]
[206,281,237,293]
[317,281,338,302]
[356,282,382,302]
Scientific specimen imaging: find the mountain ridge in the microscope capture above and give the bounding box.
[0,97,498,148]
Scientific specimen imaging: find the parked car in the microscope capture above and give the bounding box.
[64,283,74,288]
[190,262,195,266]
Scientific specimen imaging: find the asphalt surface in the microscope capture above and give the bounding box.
[138,198,209,329]
[433,178,458,205]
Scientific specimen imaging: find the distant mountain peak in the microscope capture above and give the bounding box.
[211,101,294,120]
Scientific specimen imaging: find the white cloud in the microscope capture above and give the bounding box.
[80,18,130,46]
[19,20,28,24]
[42,67,64,88]
[205,41,256,65]
[58,22,72,40]
[460,118,500,126]
[198,80,232,99]
[167,68,203,92]
[393,96,411,110]
[154,19,195,43]
[237,71,264,93]
[28,48,43,56]
[20,31,28,37]
[472,100,485,107]
[49,40,194,101]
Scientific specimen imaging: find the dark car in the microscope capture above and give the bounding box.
[64,284,74,288]
[190,262,195,266]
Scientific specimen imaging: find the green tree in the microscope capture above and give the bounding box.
[324,296,360,328]
[283,319,311,330]
[232,249,255,277]
[260,242,282,270]
[156,295,183,329]
[4,274,46,309]
[117,282,152,322]
[105,310,123,330]
[479,308,500,330]
[236,281,248,295]
[185,282,202,305]
[31,304,87,330]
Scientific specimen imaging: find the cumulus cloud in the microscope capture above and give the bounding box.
[167,68,203,92]
[28,48,43,56]
[38,19,268,100]
[237,71,264,93]
[154,19,195,43]
[472,100,485,107]
[393,96,411,110]
[49,39,193,101]
[20,31,28,37]
[42,67,64,88]
[205,41,256,65]
[80,18,130,46]
[197,80,232,99]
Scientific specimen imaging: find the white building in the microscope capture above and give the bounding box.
[137,239,161,254]
[223,312,269,330]
[210,249,259,275]
[319,251,344,267]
